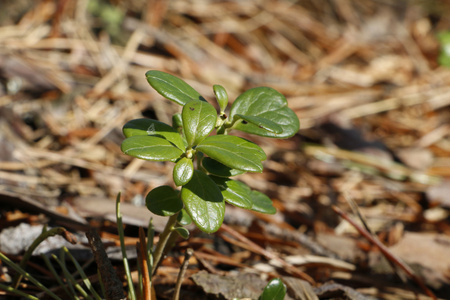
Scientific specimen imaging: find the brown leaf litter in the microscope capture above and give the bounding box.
[0,0,449,299]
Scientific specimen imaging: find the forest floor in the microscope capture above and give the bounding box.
[0,0,449,299]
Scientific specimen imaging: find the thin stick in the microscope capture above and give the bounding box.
[172,248,194,300]
[332,205,437,300]
[220,224,315,284]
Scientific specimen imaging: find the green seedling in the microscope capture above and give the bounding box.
[121,70,299,234]
[259,278,287,300]
[121,70,299,298]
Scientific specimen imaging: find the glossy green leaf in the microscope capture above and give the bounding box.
[438,31,450,68]
[121,136,183,162]
[234,114,283,134]
[172,113,183,132]
[146,186,182,216]
[181,170,224,233]
[173,157,194,186]
[202,157,245,177]
[210,176,253,209]
[230,87,300,138]
[174,227,190,239]
[177,208,192,226]
[182,100,217,147]
[122,118,185,151]
[259,278,286,300]
[146,70,205,105]
[196,135,266,172]
[250,190,276,214]
[213,84,228,112]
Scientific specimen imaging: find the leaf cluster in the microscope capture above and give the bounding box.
[121,70,299,233]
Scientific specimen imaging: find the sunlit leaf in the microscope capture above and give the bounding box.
[121,136,183,162]
[234,114,283,134]
[122,118,185,151]
[197,135,266,172]
[210,176,253,209]
[230,87,299,138]
[250,190,276,214]
[213,84,228,112]
[182,100,217,147]
[259,278,286,300]
[173,157,194,186]
[146,70,205,105]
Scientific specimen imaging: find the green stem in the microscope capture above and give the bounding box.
[52,252,92,300]
[115,192,136,300]
[0,283,39,300]
[0,252,62,300]
[64,247,102,300]
[13,226,70,288]
[152,212,179,276]
[41,254,71,298]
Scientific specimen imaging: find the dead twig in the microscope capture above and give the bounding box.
[220,223,315,285]
[332,205,437,300]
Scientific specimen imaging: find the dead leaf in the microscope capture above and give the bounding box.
[388,232,450,290]
[191,270,270,300]
[426,180,450,208]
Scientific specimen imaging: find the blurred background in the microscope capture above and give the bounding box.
[1,0,450,299]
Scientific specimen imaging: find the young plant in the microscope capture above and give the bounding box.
[121,70,299,235]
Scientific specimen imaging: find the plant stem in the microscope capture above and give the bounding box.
[152,212,179,276]
[172,248,193,300]
[12,226,74,288]
[115,192,136,300]
[0,252,62,300]
[0,283,39,300]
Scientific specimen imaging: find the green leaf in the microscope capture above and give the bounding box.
[123,118,185,151]
[181,170,224,233]
[213,84,228,113]
[121,136,183,162]
[210,176,253,209]
[177,208,192,226]
[230,87,299,138]
[196,135,266,172]
[250,190,276,214]
[259,278,286,300]
[173,157,194,186]
[174,227,190,239]
[438,31,450,68]
[234,114,283,134]
[146,186,182,216]
[182,100,217,147]
[202,157,245,177]
[146,70,206,105]
[172,113,183,132]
